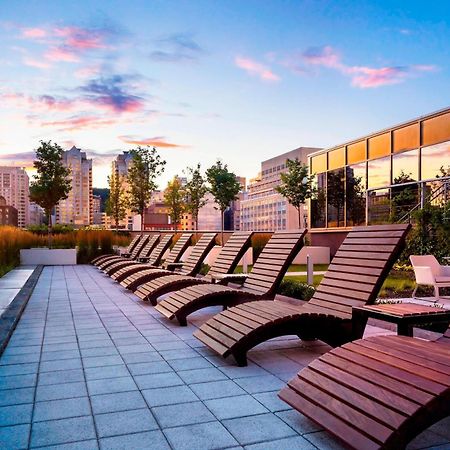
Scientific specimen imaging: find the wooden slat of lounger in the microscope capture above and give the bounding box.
[350,342,450,384]
[194,329,230,356]
[394,335,450,357]
[327,263,384,277]
[164,233,193,265]
[280,387,381,450]
[332,347,447,395]
[331,257,387,269]
[288,374,399,441]
[319,277,375,293]
[319,352,434,405]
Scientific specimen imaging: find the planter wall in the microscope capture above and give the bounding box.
[20,248,77,266]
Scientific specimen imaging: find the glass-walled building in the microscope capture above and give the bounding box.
[308,108,450,229]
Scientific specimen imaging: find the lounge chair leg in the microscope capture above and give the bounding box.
[233,351,248,367]
[176,314,187,326]
[412,284,418,298]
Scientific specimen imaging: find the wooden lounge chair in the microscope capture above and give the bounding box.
[134,233,218,301]
[92,234,142,266]
[135,232,253,305]
[193,224,410,366]
[111,233,174,282]
[279,332,450,450]
[102,234,160,276]
[154,229,307,327]
[97,234,150,270]
[120,233,193,290]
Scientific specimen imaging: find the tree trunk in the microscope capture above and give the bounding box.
[140,208,144,232]
[221,210,224,247]
[47,211,52,248]
[297,207,302,229]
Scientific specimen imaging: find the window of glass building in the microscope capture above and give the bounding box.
[393,124,419,153]
[368,188,391,225]
[326,168,345,228]
[368,133,391,159]
[392,149,419,183]
[311,153,327,174]
[347,141,366,165]
[311,172,326,228]
[422,112,450,147]
[367,156,391,189]
[328,147,345,170]
[421,142,450,180]
[346,163,366,226]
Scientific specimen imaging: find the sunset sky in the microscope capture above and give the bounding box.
[0,0,448,187]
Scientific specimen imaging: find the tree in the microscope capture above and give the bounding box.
[106,170,128,231]
[29,140,71,245]
[164,177,186,230]
[184,163,208,230]
[275,159,315,227]
[206,160,241,245]
[127,146,166,231]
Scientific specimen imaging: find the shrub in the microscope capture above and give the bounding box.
[278,279,315,301]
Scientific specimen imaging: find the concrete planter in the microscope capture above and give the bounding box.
[20,248,77,266]
[293,246,330,265]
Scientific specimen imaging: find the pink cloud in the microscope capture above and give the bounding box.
[21,27,47,39]
[298,46,437,88]
[44,46,80,62]
[119,135,185,148]
[74,65,101,79]
[22,57,51,69]
[235,56,280,82]
[41,115,117,131]
[54,26,106,50]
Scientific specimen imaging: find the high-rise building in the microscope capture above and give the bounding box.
[55,146,93,226]
[92,194,103,226]
[240,147,321,231]
[29,202,45,225]
[0,166,30,227]
[0,196,18,226]
[111,151,134,230]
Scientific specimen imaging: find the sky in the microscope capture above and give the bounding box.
[0,0,449,188]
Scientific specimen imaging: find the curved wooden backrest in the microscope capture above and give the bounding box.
[126,234,142,253]
[147,234,173,266]
[308,223,411,319]
[165,233,193,265]
[139,234,160,258]
[242,230,307,297]
[207,232,253,279]
[130,234,150,259]
[181,233,218,276]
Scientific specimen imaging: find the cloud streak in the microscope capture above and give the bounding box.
[150,33,204,63]
[119,135,185,148]
[296,45,436,88]
[235,56,280,82]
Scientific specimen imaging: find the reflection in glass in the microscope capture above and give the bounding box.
[368,156,391,188]
[421,142,450,180]
[346,163,366,226]
[368,189,391,225]
[311,173,326,228]
[391,170,419,222]
[327,169,345,227]
[392,149,419,182]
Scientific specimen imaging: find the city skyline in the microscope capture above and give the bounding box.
[0,1,449,188]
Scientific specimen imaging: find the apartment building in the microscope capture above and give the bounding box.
[240,147,321,231]
[55,146,93,226]
[111,151,134,230]
[0,166,30,228]
[29,202,45,225]
[0,196,18,226]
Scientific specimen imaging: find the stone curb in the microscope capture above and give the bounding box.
[0,265,43,356]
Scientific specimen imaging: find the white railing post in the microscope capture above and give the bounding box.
[307,254,313,285]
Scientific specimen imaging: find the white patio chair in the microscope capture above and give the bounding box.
[410,255,450,301]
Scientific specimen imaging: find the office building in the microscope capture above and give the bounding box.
[55,146,93,226]
[240,147,321,231]
[0,196,18,226]
[0,166,30,227]
[29,202,45,225]
[308,107,450,229]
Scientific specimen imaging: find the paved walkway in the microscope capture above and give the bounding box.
[0,265,449,449]
[0,267,36,317]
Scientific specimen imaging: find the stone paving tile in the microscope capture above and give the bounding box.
[94,408,158,438]
[141,385,198,407]
[223,413,297,446]
[0,403,33,426]
[38,369,85,386]
[36,381,88,402]
[127,360,172,376]
[30,416,97,447]
[0,387,35,407]
[134,371,183,390]
[0,373,37,390]
[167,356,214,371]
[84,364,129,381]
[39,358,83,373]
[152,401,216,428]
[0,423,30,449]
[177,367,228,385]
[99,430,170,450]
[244,435,316,449]
[234,374,285,394]
[0,362,39,376]
[90,391,147,415]
[205,395,268,420]
[303,431,349,450]
[163,421,239,450]
[33,397,91,422]
[37,439,100,449]
[190,379,246,401]
[87,375,138,395]
[253,391,291,412]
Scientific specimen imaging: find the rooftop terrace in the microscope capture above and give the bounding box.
[1,265,449,449]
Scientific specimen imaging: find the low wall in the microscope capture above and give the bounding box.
[293,246,330,265]
[20,248,77,265]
